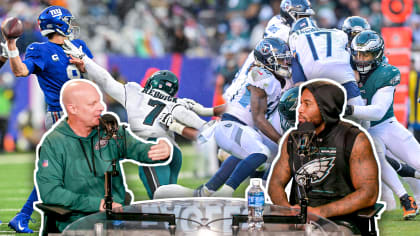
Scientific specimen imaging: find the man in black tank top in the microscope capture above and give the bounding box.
[268,80,379,234]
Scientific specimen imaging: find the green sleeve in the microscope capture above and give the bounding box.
[36,138,102,212]
[119,127,156,163]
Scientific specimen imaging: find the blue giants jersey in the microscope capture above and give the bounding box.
[23,39,93,111]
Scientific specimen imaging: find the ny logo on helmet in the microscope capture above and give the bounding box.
[50,8,63,17]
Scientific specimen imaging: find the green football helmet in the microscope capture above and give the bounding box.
[351,30,384,74]
[145,70,179,96]
[278,86,299,125]
[342,16,371,45]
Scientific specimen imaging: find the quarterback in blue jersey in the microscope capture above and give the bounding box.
[2,6,93,233]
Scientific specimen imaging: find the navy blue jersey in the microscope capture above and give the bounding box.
[23,39,93,111]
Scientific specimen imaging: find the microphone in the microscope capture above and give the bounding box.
[291,122,316,159]
[99,113,119,140]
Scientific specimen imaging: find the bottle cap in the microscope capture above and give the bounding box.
[251,178,261,186]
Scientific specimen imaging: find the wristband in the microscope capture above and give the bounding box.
[7,49,19,58]
[169,121,186,135]
[197,107,214,116]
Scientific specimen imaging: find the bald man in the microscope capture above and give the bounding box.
[35,79,172,232]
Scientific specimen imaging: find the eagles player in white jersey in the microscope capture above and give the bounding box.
[62,40,208,199]
[288,17,364,113]
[346,30,420,219]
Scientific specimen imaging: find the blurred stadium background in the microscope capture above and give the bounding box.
[0,0,420,234]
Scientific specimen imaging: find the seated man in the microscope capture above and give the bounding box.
[268,80,379,234]
[35,79,172,232]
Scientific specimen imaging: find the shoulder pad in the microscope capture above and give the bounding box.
[25,42,45,55]
[375,64,401,87]
[126,82,143,91]
[249,66,272,82]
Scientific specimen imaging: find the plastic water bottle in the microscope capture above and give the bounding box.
[247,178,265,231]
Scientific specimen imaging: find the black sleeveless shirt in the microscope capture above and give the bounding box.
[287,121,361,207]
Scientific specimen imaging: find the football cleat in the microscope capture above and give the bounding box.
[400,194,418,220]
[194,184,214,197]
[8,212,35,233]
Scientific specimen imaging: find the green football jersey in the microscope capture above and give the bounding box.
[359,62,401,127]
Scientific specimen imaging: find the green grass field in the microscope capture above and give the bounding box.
[0,146,418,235]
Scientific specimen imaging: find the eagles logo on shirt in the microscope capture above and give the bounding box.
[95,139,109,150]
[295,157,336,185]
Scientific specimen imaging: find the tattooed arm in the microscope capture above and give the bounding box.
[310,132,379,218]
[268,134,292,207]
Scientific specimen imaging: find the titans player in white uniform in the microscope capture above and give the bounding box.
[224,0,314,102]
[346,30,420,219]
[289,17,364,111]
[156,38,294,198]
[63,40,207,199]
[3,6,93,233]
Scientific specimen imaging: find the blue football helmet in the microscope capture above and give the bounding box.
[38,6,78,37]
[280,0,315,25]
[253,37,292,78]
[290,17,318,35]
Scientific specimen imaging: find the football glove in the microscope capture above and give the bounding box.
[344,105,354,116]
[62,39,85,59]
[159,112,173,127]
[179,98,214,116]
[159,112,186,135]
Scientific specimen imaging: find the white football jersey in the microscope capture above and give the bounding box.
[289,28,355,84]
[264,15,290,42]
[124,82,177,145]
[226,66,285,128]
[224,15,290,101]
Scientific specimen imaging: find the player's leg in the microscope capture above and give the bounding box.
[386,152,420,179]
[369,128,417,219]
[139,145,182,199]
[381,183,397,211]
[213,125,270,197]
[195,155,242,196]
[383,120,420,171]
[9,111,64,233]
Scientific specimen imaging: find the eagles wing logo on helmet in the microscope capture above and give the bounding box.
[295,157,336,185]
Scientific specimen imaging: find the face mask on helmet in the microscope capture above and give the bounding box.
[254,38,293,78]
[271,52,293,78]
[351,30,384,74]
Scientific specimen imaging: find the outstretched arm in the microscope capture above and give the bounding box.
[348,86,394,121]
[65,40,126,106]
[311,132,379,218]
[249,85,281,143]
[70,56,127,106]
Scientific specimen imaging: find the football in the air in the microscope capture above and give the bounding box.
[1,17,23,39]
